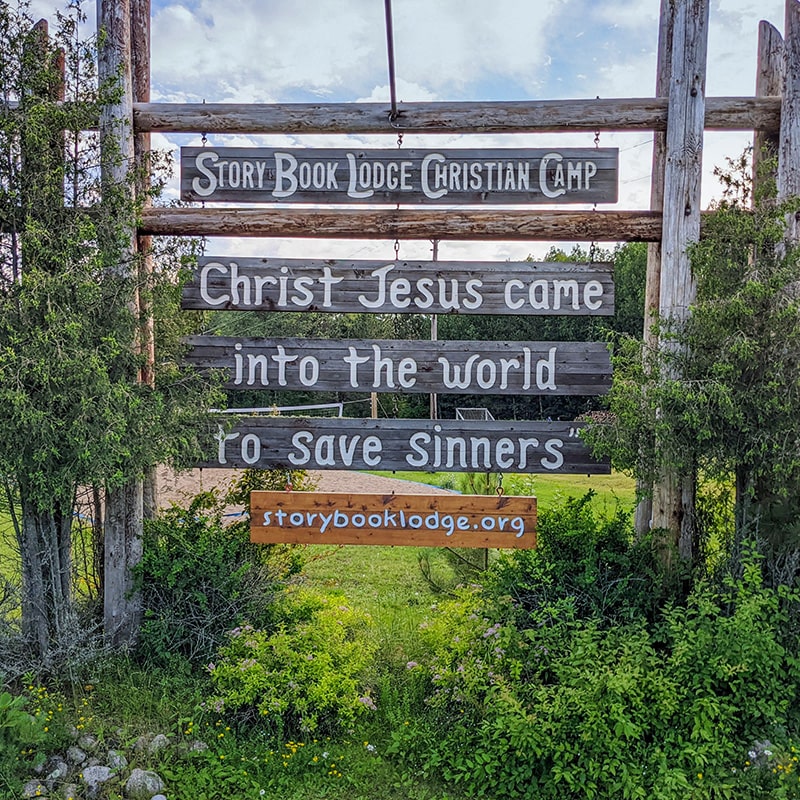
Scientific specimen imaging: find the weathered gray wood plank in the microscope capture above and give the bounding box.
[183,258,614,316]
[183,337,612,396]
[205,417,610,474]
[180,146,619,205]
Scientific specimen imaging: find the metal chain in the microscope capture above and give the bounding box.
[393,128,403,259]
[589,99,600,264]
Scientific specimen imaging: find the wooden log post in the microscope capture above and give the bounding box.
[97,0,144,648]
[650,0,710,567]
[635,0,674,537]
[779,0,800,230]
[131,0,158,519]
[754,21,784,187]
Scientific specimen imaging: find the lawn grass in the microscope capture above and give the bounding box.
[370,469,636,512]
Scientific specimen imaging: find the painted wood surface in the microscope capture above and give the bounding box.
[207,418,610,475]
[250,491,537,548]
[184,337,612,396]
[140,207,664,240]
[183,258,615,316]
[133,97,781,135]
[180,147,619,205]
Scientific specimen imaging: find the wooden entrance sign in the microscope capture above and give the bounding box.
[180,147,619,205]
[182,257,615,316]
[184,336,611,395]
[209,417,610,474]
[250,491,537,548]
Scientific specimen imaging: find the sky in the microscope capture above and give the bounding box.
[29,0,790,262]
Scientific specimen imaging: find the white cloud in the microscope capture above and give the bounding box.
[22,0,794,259]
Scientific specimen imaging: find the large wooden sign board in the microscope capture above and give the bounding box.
[209,417,609,474]
[250,491,537,548]
[180,147,619,204]
[184,336,611,395]
[182,257,614,316]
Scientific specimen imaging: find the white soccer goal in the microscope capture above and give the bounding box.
[455,407,495,421]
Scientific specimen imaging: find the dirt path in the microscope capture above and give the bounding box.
[156,466,454,514]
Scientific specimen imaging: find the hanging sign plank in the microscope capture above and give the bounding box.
[184,336,611,396]
[207,417,609,474]
[182,258,614,316]
[180,147,619,204]
[250,491,537,548]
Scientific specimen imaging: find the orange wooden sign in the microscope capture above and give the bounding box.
[250,491,537,548]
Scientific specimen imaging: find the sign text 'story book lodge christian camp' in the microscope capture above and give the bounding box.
[180,147,619,205]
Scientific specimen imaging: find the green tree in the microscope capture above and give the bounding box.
[588,156,800,578]
[0,1,218,664]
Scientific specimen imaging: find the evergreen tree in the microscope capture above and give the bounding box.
[0,0,219,664]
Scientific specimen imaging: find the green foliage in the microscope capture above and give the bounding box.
[392,546,800,800]
[137,478,303,666]
[0,687,46,794]
[0,1,222,660]
[586,154,800,552]
[490,492,664,623]
[208,587,378,737]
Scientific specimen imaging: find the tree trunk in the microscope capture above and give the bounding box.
[17,496,75,663]
[103,479,143,647]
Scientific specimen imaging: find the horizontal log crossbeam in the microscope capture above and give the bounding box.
[140,207,666,241]
[133,96,781,134]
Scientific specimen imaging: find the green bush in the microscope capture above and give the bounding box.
[207,587,378,737]
[489,491,665,625]
[391,547,800,799]
[136,469,311,665]
[0,688,46,795]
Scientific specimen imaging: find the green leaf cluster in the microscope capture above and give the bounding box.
[208,587,378,737]
[393,531,800,799]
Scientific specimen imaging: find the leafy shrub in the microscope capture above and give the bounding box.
[207,587,378,737]
[392,548,800,799]
[489,491,666,624]
[0,688,46,794]
[137,469,311,665]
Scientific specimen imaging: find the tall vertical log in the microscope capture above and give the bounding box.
[635,0,674,536]
[650,0,710,565]
[131,0,158,519]
[779,0,800,233]
[754,21,784,186]
[98,0,143,647]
